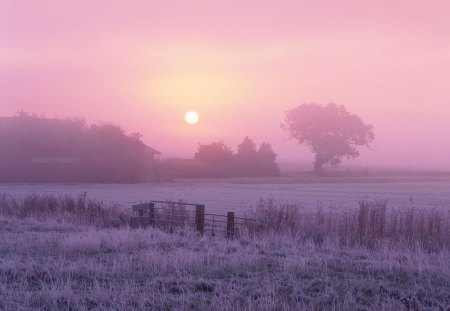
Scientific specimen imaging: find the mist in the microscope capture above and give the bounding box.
[1,2,450,310]
[2,0,450,171]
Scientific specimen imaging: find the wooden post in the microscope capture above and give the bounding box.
[149,202,155,225]
[195,204,205,235]
[227,212,235,239]
[169,202,174,234]
[138,207,144,228]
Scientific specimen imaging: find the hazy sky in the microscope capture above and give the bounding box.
[1,0,450,170]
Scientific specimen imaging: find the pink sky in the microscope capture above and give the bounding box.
[1,0,450,170]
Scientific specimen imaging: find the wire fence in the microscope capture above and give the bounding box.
[129,200,267,238]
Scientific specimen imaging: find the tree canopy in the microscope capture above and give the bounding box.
[257,142,280,176]
[0,113,150,182]
[193,141,235,177]
[235,137,259,175]
[194,141,234,165]
[282,103,374,173]
[190,138,279,177]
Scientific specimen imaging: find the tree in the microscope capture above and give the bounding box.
[235,137,280,176]
[85,123,146,182]
[194,141,235,177]
[257,142,280,176]
[236,136,257,158]
[282,103,374,173]
[235,137,258,175]
[194,141,234,164]
[0,114,148,182]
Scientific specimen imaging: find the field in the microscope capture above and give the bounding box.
[0,174,450,310]
[1,173,450,215]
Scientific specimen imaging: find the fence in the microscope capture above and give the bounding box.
[129,200,265,238]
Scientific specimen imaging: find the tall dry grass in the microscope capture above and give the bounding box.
[1,192,449,251]
[0,192,129,228]
[246,198,450,251]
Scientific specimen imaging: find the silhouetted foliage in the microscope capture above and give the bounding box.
[194,141,235,177]
[194,141,234,164]
[235,137,259,175]
[234,137,280,176]
[0,113,154,182]
[175,138,280,178]
[282,103,374,173]
[257,142,280,176]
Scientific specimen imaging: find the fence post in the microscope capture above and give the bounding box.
[149,202,155,225]
[169,202,174,234]
[227,212,235,239]
[195,204,205,235]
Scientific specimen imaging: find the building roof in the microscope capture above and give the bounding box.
[144,145,161,155]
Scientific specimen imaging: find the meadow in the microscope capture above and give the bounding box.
[1,173,450,215]
[0,184,449,311]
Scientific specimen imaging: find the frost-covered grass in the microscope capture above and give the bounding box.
[247,199,450,251]
[0,192,130,228]
[2,192,449,251]
[0,193,449,310]
[0,218,449,311]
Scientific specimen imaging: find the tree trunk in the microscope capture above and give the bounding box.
[313,159,324,174]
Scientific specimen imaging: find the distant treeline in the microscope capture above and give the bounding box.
[0,113,280,182]
[164,137,280,178]
[0,113,152,183]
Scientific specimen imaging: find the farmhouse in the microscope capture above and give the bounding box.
[0,115,162,182]
[144,145,161,162]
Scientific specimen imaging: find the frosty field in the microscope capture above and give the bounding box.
[1,218,449,311]
[1,173,450,310]
[1,173,450,215]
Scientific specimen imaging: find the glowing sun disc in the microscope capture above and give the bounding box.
[184,111,200,125]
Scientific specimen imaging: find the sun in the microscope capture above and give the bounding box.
[184,111,200,125]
